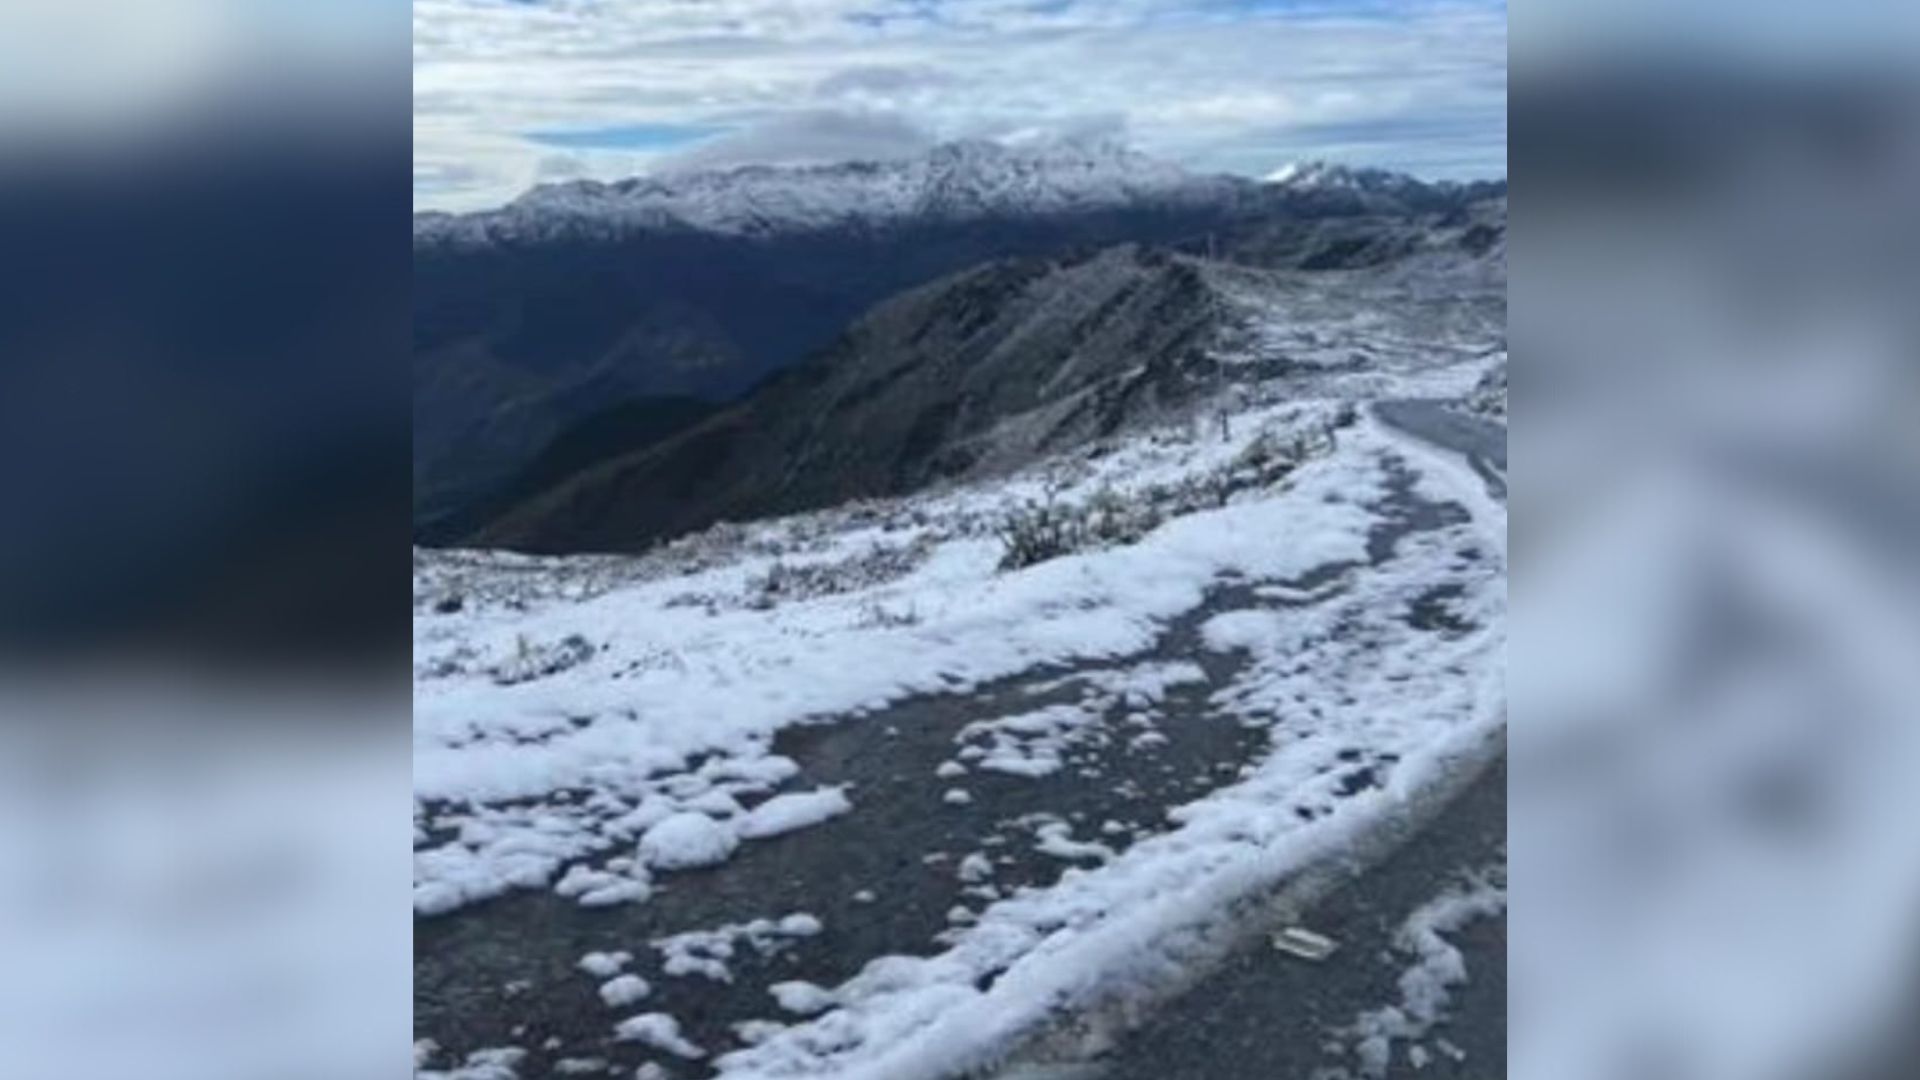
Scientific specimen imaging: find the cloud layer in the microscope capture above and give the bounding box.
[413,0,1507,211]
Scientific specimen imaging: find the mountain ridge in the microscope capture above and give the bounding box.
[415,139,1500,246]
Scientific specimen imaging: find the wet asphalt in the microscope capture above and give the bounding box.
[413,402,1504,1079]
[1071,755,1505,1080]
[1373,400,1506,498]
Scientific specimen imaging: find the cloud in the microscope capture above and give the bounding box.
[534,153,591,181]
[815,64,956,98]
[412,0,1507,210]
[975,111,1132,148]
[656,109,936,172]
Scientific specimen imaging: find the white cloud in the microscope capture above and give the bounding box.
[413,0,1506,211]
[658,109,936,173]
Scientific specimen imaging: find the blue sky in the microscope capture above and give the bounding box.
[413,0,1506,210]
[524,124,726,151]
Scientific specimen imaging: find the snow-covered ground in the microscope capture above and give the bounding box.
[414,297,1505,1078]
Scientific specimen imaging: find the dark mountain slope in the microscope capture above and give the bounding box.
[470,243,1233,553]
[418,395,717,547]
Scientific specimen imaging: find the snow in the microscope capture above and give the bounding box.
[1335,868,1506,1078]
[957,704,1102,779]
[639,813,739,871]
[770,981,837,1016]
[1263,162,1307,185]
[1263,160,1379,191]
[778,913,824,937]
[613,1013,706,1059]
[415,1046,525,1080]
[1198,609,1277,653]
[597,974,652,1009]
[417,138,1238,246]
[957,853,996,884]
[1031,818,1116,863]
[555,863,653,907]
[1260,159,1445,199]
[736,787,853,840]
[576,951,631,978]
[654,915,825,984]
[947,658,1207,781]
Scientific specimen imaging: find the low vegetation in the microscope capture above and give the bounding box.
[995,409,1347,571]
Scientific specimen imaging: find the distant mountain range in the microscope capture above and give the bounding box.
[417,140,1498,246]
[413,140,1503,547]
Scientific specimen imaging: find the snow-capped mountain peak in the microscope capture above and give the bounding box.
[1264,159,1410,192]
[416,139,1244,245]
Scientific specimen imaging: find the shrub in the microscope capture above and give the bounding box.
[994,486,1164,571]
[491,633,596,685]
[994,496,1081,571]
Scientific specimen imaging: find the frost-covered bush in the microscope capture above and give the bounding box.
[419,644,479,680]
[994,496,1083,570]
[857,600,921,628]
[1463,362,1506,419]
[1082,486,1163,546]
[744,537,936,609]
[491,633,596,685]
[994,486,1163,572]
[1224,424,1336,492]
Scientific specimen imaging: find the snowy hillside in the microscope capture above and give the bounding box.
[1262,159,1503,217]
[1265,160,1415,192]
[412,271,1507,1079]
[414,139,1243,245]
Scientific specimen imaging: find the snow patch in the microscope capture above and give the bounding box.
[737,787,853,840]
[614,1013,707,1059]
[640,812,740,871]
[770,981,838,1016]
[598,974,653,1009]
[655,915,825,984]
[576,950,632,978]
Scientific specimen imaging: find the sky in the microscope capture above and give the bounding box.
[413,0,1507,211]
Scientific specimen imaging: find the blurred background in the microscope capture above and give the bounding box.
[1513,3,1920,1080]
[1,1,1917,1079]
[0,1,409,1079]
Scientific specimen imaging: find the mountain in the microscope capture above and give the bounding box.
[467,192,1505,555]
[1266,159,1418,190]
[467,244,1225,552]
[1264,159,1506,216]
[415,138,1242,246]
[1215,192,1506,284]
[413,140,1501,542]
